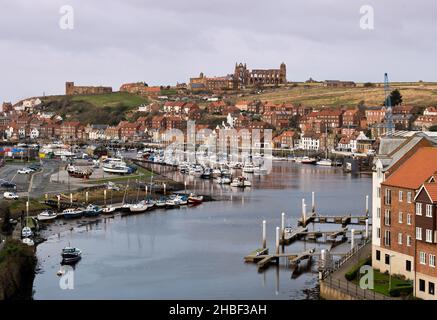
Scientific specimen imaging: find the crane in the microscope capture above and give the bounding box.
[384,73,395,135]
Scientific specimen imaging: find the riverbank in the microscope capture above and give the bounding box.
[0,239,36,300]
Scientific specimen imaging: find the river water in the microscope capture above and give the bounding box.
[33,162,371,299]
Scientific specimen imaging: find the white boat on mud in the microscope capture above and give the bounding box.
[102,158,132,175]
[37,210,58,221]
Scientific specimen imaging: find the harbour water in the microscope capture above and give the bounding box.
[33,162,371,299]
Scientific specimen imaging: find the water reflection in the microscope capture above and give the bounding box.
[33,162,371,300]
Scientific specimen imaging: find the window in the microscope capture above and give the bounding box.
[416,203,422,215]
[398,233,403,245]
[377,187,381,198]
[430,282,435,295]
[385,254,390,265]
[416,227,423,240]
[430,255,436,268]
[407,214,412,225]
[419,279,426,292]
[426,229,433,243]
[377,207,381,219]
[384,230,391,246]
[399,191,403,202]
[426,204,433,218]
[407,192,412,203]
[377,227,381,239]
[384,209,391,226]
[406,260,412,272]
[407,235,412,247]
[420,252,427,265]
[376,250,381,261]
[385,189,392,205]
[398,211,403,224]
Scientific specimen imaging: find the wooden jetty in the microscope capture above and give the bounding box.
[280,226,307,245]
[244,249,316,271]
[313,215,370,226]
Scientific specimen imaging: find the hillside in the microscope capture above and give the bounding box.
[41,92,148,125]
[240,83,437,107]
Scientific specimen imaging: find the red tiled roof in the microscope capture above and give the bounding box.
[383,147,437,189]
[422,183,437,202]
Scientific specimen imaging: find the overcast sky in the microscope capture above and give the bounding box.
[1,0,436,103]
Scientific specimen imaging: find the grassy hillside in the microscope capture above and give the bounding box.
[241,83,437,107]
[41,92,148,125]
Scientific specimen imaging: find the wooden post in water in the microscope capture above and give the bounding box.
[163,183,166,195]
[57,195,60,211]
[301,198,306,223]
[312,191,315,213]
[366,195,369,216]
[319,249,326,280]
[351,229,355,250]
[85,191,89,204]
[104,189,107,206]
[45,193,48,201]
[281,212,285,241]
[70,193,73,205]
[275,226,280,255]
[262,220,267,249]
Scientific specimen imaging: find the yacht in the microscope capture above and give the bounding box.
[83,204,102,217]
[300,156,317,164]
[21,226,33,238]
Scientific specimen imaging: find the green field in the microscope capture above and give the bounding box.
[241,83,437,107]
[70,92,148,108]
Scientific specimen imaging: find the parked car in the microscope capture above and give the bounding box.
[4,192,19,200]
[17,168,33,174]
[1,181,16,189]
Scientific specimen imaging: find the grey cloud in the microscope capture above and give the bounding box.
[0,0,436,102]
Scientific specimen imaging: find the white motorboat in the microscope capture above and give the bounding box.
[316,159,333,166]
[242,163,255,173]
[102,206,116,214]
[102,158,132,175]
[37,210,58,221]
[22,238,34,246]
[130,201,150,213]
[300,156,317,164]
[216,176,232,184]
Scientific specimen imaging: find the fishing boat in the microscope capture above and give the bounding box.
[120,203,133,212]
[66,164,93,179]
[177,195,188,205]
[21,226,33,238]
[61,247,82,264]
[188,193,203,204]
[62,208,84,219]
[37,210,58,222]
[300,156,317,164]
[83,204,102,217]
[316,159,333,166]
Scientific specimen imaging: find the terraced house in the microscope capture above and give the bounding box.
[374,144,437,299]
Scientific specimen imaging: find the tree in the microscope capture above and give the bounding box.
[385,89,403,106]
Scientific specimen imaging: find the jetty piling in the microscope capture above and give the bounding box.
[85,191,89,203]
[365,219,369,239]
[365,195,369,216]
[262,220,267,249]
[312,191,315,213]
[281,213,285,242]
[275,227,280,255]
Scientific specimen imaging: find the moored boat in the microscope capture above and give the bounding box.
[102,206,116,214]
[21,226,33,238]
[66,164,93,179]
[61,247,82,264]
[37,210,58,222]
[316,159,333,166]
[300,156,317,164]
[83,204,102,217]
[188,193,203,204]
[62,208,84,219]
